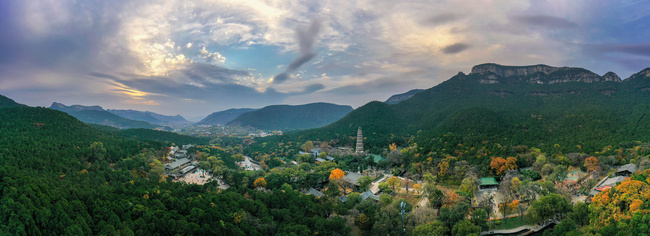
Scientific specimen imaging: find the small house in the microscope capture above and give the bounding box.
[614,164,637,177]
[479,177,498,190]
[589,176,627,197]
[165,158,191,173]
[342,172,364,190]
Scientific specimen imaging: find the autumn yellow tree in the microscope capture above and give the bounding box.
[413,183,422,194]
[387,176,401,192]
[590,169,650,231]
[329,168,345,180]
[253,178,266,189]
[584,156,599,172]
[438,161,449,176]
[511,177,521,191]
[389,143,397,151]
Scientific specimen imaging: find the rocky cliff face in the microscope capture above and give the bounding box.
[471,63,560,77]
[50,102,104,111]
[470,63,622,84]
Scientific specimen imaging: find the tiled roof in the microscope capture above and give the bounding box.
[306,188,323,198]
[480,177,498,186]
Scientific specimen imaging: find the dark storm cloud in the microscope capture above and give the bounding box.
[106,62,323,107]
[116,77,279,102]
[181,63,251,84]
[287,52,317,71]
[273,19,321,84]
[0,1,21,65]
[511,15,578,28]
[287,83,325,95]
[89,72,121,81]
[587,43,650,57]
[273,72,290,83]
[441,43,470,54]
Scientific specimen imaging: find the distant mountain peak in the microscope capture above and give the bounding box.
[602,72,621,82]
[227,103,353,131]
[469,63,621,84]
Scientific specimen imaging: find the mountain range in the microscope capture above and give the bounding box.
[107,109,191,126]
[50,102,160,129]
[228,103,354,131]
[197,108,259,125]
[251,63,650,154]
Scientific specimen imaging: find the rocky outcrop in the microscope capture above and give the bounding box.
[471,63,623,84]
[626,68,650,81]
[385,89,424,104]
[50,102,104,111]
[602,72,622,82]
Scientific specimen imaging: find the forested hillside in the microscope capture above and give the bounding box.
[0,94,25,108]
[250,64,650,155]
[197,108,258,125]
[0,95,350,235]
[228,103,353,131]
[117,128,209,145]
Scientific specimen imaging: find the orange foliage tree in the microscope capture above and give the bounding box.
[442,191,461,207]
[253,178,267,189]
[490,157,517,175]
[584,156,599,172]
[329,168,345,180]
[591,172,650,229]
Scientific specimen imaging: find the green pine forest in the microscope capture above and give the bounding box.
[0,100,349,235]
[2,65,650,236]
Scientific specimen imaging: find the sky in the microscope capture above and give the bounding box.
[1,0,649,120]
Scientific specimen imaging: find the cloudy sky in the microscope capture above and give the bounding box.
[1,0,649,119]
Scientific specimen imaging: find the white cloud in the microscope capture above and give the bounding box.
[198,46,226,64]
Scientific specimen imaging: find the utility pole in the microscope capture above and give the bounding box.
[400,200,407,235]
